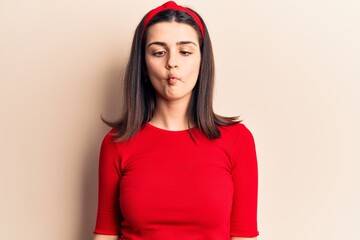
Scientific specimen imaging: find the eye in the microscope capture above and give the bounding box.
[180,51,191,56]
[153,51,166,57]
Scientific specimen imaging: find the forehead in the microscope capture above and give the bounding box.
[146,21,199,45]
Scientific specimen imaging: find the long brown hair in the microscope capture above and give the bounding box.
[103,8,240,141]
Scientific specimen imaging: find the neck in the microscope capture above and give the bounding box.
[149,96,193,131]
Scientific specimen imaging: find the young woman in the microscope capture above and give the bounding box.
[92,1,259,240]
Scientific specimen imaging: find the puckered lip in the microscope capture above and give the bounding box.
[168,74,179,80]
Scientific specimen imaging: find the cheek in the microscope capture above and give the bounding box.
[184,57,201,77]
[146,60,160,76]
[145,55,157,73]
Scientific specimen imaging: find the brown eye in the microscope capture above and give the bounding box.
[180,51,191,56]
[153,51,166,57]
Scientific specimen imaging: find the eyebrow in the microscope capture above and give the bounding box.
[147,41,197,48]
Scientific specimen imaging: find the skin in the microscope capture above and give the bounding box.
[145,21,201,130]
[92,235,118,240]
[92,21,257,240]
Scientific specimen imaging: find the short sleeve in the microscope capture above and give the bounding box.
[93,130,122,235]
[230,124,259,237]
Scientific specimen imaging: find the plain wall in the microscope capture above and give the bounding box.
[1,0,359,239]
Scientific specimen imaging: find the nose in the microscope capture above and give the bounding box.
[165,52,178,69]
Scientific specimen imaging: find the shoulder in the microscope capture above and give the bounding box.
[101,128,118,145]
[100,128,127,155]
[222,124,258,170]
[101,127,147,154]
[212,123,256,155]
[99,128,118,154]
[218,123,255,141]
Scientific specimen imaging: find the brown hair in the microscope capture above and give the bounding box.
[103,8,240,141]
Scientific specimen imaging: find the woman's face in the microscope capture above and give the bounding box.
[145,21,201,103]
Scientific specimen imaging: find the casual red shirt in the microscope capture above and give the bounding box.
[94,123,259,239]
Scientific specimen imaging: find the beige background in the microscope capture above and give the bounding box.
[1,0,359,239]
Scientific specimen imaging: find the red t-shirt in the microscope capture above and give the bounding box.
[94,123,259,239]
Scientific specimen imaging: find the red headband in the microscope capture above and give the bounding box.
[142,1,205,39]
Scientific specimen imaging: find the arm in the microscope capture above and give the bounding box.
[92,234,119,240]
[93,130,123,236]
[230,124,259,238]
